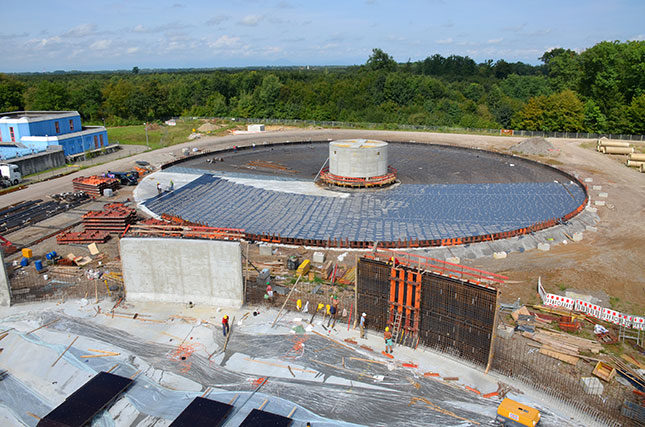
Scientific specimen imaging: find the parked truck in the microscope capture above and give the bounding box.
[106,170,139,186]
[0,164,22,186]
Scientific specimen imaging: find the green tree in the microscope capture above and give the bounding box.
[512,90,584,131]
[540,48,581,92]
[366,48,397,72]
[582,100,607,133]
[625,93,645,134]
[205,92,227,117]
[258,74,282,116]
[24,80,71,110]
[0,74,25,111]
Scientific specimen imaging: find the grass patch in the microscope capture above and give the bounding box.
[579,141,596,150]
[557,283,568,292]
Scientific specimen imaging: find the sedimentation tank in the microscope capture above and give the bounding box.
[329,139,388,178]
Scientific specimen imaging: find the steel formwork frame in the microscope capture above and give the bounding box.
[357,257,498,366]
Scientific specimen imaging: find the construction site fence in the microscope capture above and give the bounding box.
[181,116,645,142]
[492,337,630,426]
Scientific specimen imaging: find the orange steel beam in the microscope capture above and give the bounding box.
[405,271,413,330]
[389,267,397,325]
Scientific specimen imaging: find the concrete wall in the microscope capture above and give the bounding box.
[0,251,11,306]
[120,237,244,307]
[329,139,388,178]
[10,147,66,176]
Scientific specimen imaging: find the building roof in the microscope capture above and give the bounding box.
[0,111,79,123]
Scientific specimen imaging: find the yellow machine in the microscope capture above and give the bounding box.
[296,259,311,277]
[496,398,541,427]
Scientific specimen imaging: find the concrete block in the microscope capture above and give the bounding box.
[493,251,507,259]
[572,232,583,242]
[598,192,608,198]
[497,325,514,339]
[592,185,602,191]
[595,200,606,206]
[537,243,550,251]
[445,256,460,264]
[259,244,272,256]
[248,124,265,132]
[120,237,244,307]
[584,178,593,183]
[312,251,325,264]
[580,377,603,395]
[586,206,597,213]
[586,226,598,232]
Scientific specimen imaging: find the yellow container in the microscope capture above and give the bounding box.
[496,398,540,427]
[296,259,310,277]
[22,248,33,258]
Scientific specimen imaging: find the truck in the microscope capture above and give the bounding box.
[0,164,22,186]
[106,170,139,186]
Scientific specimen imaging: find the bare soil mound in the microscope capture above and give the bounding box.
[198,122,222,132]
[512,137,558,156]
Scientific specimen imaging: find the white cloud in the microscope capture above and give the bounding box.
[90,39,112,50]
[436,38,453,45]
[206,15,228,26]
[208,35,240,49]
[62,24,97,38]
[239,15,263,26]
[629,34,645,41]
[487,38,503,44]
[126,47,140,54]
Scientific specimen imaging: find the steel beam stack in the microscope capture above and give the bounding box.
[72,176,119,198]
[56,230,111,244]
[82,203,137,234]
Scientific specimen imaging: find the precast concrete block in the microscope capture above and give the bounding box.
[592,185,602,191]
[312,251,325,264]
[598,192,608,198]
[497,325,514,339]
[584,178,593,183]
[586,226,598,232]
[581,377,603,395]
[259,244,272,256]
[586,206,598,213]
[493,251,507,259]
[537,243,551,251]
[572,232,583,242]
[595,200,606,206]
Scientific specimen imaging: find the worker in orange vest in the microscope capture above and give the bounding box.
[384,327,393,353]
[222,315,229,337]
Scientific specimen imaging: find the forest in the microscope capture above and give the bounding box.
[1,40,643,134]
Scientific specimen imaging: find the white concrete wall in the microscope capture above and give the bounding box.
[0,251,11,306]
[120,237,243,307]
[329,139,388,178]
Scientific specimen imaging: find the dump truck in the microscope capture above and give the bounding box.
[0,163,22,186]
[496,398,540,426]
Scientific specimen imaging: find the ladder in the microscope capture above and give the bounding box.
[391,310,403,344]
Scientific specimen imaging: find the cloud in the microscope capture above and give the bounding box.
[629,34,645,41]
[487,38,503,44]
[90,39,112,50]
[131,24,170,34]
[238,15,263,26]
[62,24,97,38]
[171,3,185,7]
[277,1,293,8]
[206,15,229,26]
[126,47,140,54]
[208,35,240,49]
[436,38,453,45]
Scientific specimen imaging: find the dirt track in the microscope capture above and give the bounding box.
[2,128,643,313]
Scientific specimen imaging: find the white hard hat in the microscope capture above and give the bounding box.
[362,313,366,317]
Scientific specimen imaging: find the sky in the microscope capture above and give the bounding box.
[1,0,643,72]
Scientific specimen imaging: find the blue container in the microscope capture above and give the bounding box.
[46,251,57,260]
[34,260,43,271]
[20,257,29,267]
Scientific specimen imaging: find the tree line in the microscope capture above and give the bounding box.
[1,40,643,134]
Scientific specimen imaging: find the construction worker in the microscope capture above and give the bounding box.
[360,313,367,339]
[169,180,174,191]
[266,284,273,303]
[384,327,393,354]
[328,295,339,327]
[222,315,229,337]
[156,182,162,195]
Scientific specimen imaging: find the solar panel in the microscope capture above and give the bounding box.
[239,408,293,427]
[169,397,233,427]
[37,372,133,427]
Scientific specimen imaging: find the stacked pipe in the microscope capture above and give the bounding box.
[82,203,137,233]
[625,152,645,169]
[596,137,634,155]
[72,176,120,198]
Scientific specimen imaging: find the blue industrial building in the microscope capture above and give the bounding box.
[0,111,108,160]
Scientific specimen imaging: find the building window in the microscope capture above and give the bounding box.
[94,135,98,149]
[55,121,60,133]
[9,127,15,142]
[99,134,104,147]
[69,119,74,131]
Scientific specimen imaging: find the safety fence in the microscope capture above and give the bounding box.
[185,116,645,142]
